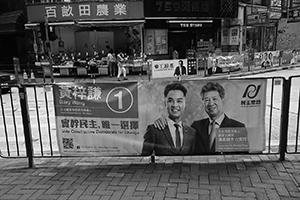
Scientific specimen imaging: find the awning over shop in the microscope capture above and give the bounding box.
[77,19,145,27]
[0,10,26,34]
[25,19,145,28]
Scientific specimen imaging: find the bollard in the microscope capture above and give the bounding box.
[30,70,37,83]
[23,70,28,83]
[279,78,291,161]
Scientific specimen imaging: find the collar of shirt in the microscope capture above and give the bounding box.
[208,113,225,134]
[166,117,183,146]
[209,113,225,125]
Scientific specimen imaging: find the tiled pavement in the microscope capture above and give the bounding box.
[0,154,300,200]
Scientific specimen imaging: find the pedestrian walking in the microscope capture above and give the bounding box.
[117,50,128,81]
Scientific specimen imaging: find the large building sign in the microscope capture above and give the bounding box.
[288,7,300,23]
[27,1,144,22]
[144,0,238,18]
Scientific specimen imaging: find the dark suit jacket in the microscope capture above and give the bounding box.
[207,66,222,76]
[191,115,246,154]
[174,66,187,76]
[141,124,196,156]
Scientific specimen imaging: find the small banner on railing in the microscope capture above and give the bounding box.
[53,79,267,156]
[254,50,280,68]
[208,55,244,72]
[151,59,188,78]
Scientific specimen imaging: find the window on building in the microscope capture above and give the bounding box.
[145,29,168,55]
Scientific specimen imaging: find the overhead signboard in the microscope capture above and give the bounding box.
[288,8,300,23]
[269,7,282,20]
[246,5,268,15]
[144,0,238,18]
[246,12,269,25]
[27,1,144,22]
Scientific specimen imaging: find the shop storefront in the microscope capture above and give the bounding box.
[244,2,281,53]
[143,0,239,75]
[25,0,145,76]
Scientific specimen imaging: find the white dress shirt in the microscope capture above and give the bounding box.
[167,118,183,147]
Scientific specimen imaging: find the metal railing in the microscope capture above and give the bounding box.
[0,75,300,167]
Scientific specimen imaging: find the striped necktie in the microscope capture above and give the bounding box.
[209,121,216,151]
[174,124,181,151]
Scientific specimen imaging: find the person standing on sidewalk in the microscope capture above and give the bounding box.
[106,46,117,77]
[117,50,128,81]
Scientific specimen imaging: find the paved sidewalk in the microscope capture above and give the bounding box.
[1,64,299,200]
[32,63,300,84]
[0,154,300,200]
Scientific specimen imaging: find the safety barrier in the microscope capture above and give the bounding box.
[0,75,299,167]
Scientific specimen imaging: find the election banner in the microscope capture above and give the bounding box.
[53,79,267,156]
[254,50,280,68]
[151,59,188,78]
[207,55,244,72]
[281,50,293,65]
[53,82,141,156]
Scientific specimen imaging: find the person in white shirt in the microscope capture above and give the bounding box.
[117,51,128,81]
[106,46,116,77]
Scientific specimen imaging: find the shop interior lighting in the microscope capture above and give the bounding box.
[77,20,145,24]
[167,20,213,23]
[25,23,39,27]
[48,21,75,26]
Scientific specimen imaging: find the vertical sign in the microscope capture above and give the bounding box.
[221,29,229,45]
[229,27,239,45]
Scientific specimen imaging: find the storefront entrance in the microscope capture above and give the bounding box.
[169,30,193,59]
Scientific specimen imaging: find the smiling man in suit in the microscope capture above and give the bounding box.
[173,60,187,76]
[153,82,248,155]
[191,82,247,153]
[141,83,196,156]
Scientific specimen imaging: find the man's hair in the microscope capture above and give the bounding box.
[201,82,225,99]
[164,83,187,97]
[179,60,183,65]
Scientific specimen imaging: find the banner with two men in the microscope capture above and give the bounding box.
[53,79,267,156]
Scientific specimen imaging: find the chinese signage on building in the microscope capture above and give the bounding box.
[27,1,143,22]
[288,8,300,23]
[144,0,216,17]
[144,0,238,18]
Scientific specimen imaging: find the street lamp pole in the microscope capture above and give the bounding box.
[44,13,54,83]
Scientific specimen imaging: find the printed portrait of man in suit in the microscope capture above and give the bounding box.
[207,59,222,76]
[191,82,248,154]
[141,83,196,156]
[173,60,187,76]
